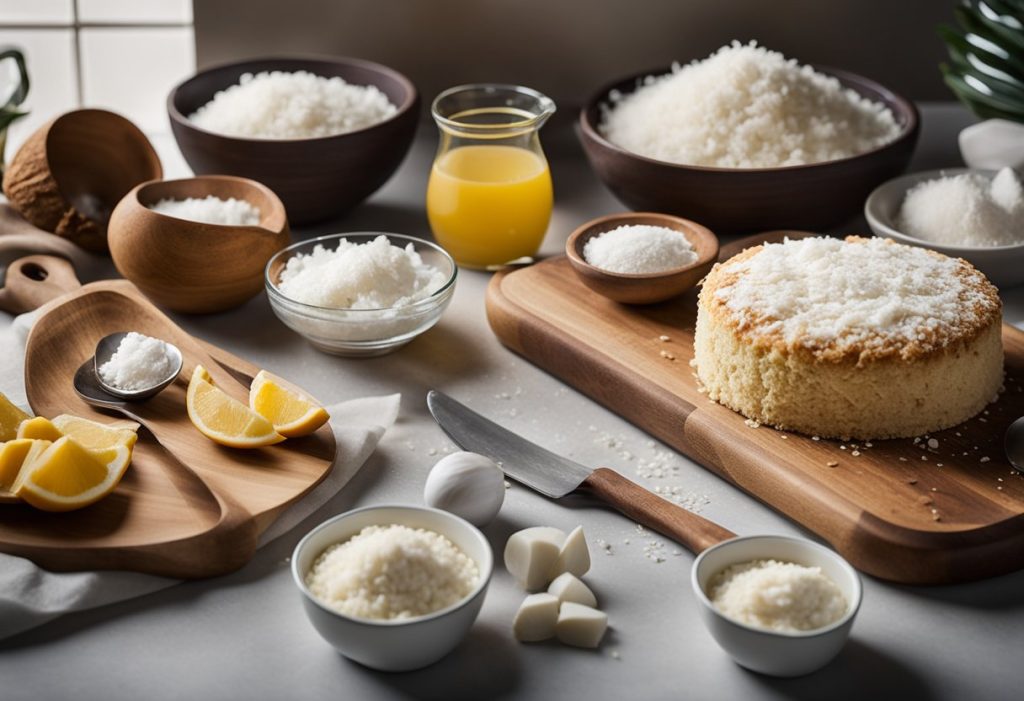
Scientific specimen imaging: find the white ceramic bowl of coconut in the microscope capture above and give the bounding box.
[865,166,1024,288]
[291,504,493,672]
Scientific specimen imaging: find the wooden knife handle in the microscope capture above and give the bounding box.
[582,467,736,554]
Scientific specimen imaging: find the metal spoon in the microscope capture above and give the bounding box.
[1004,416,1024,471]
[92,332,183,401]
[73,359,153,426]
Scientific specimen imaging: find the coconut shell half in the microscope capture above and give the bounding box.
[2,109,162,253]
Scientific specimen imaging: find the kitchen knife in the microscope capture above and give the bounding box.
[427,390,736,554]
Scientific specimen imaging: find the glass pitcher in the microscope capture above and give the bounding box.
[426,84,556,269]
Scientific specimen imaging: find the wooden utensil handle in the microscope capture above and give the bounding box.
[0,254,82,314]
[582,467,736,554]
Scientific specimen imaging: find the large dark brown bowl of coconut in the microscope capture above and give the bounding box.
[579,42,919,234]
[169,56,419,226]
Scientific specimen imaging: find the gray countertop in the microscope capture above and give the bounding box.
[2,104,1021,701]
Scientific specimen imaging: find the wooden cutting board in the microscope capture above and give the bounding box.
[0,265,336,578]
[486,234,1024,585]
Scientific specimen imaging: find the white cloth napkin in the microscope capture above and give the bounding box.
[0,312,400,640]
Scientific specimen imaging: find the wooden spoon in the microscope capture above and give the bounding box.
[0,254,336,578]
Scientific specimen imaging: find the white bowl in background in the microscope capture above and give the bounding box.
[691,535,862,678]
[291,504,494,672]
[864,168,1024,288]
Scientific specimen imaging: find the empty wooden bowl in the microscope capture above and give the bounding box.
[565,212,719,304]
[579,66,919,234]
[167,56,419,225]
[2,108,163,252]
[108,175,290,314]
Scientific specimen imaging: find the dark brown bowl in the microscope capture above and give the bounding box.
[168,56,419,225]
[565,212,719,304]
[579,66,920,235]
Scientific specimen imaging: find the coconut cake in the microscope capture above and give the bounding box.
[693,236,1003,440]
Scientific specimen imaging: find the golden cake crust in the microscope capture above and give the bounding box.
[694,236,1004,440]
[700,236,1001,365]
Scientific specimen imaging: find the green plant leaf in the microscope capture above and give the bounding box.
[942,65,1024,118]
[1000,0,1024,16]
[0,47,28,110]
[965,60,1024,102]
[978,0,1024,30]
[940,25,1024,81]
[941,74,1020,121]
[958,2,1024,53]
[0,107,27,132]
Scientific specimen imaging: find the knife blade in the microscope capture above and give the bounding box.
[426,390,736,554]
[427,389,591,498]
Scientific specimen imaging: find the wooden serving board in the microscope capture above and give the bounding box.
[0,275,336,578]
[486,234,1024,585]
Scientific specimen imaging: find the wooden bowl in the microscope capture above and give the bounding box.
[578,66,920,235]
[565,212,718,304]
[167,56,419,225]
[2,109,162,252]
[108,175,290,314]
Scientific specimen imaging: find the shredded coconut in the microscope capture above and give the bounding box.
[709,559,847,632]
[278,235,447,309]
[149,196,260,226]
[898,167,1024,247]
[712,236,1000,360]
[98,332,175,391]
[600,42,900,168]
[305,524,479,620]
[189,70,397,139]
[583,225,697,273]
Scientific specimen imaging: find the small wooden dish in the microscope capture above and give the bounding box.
[108,175,290,314]
[565,212,719,304]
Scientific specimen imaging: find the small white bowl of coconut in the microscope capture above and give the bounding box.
[865,166,1024,288]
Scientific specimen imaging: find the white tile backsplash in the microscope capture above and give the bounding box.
[79,26,195,132]
[0,28,77,155]
[0,0,73,25]
[77,0,193,25]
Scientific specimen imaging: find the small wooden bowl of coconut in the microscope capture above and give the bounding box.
[2,109,163,253]
[107,175,290,314]
[565,212,719,304]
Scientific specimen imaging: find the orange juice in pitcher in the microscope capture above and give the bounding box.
[426,85,555,269]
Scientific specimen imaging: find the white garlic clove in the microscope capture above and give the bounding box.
[556,602,608,648]
[547,572,597,608]
[552,525,590,578]
[423,451,505,527]
[512,593,560,642]
[504,526,566,590]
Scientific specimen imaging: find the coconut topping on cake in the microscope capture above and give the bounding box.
[708,236,1001,362]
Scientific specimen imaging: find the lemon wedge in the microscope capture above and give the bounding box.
[17,416,63,441]
[249,370,330,438]
[12,436,132,512]
[0,439,51,491]
[0,392,32,442]
[187,365,284,448]
[51,414,139,451]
